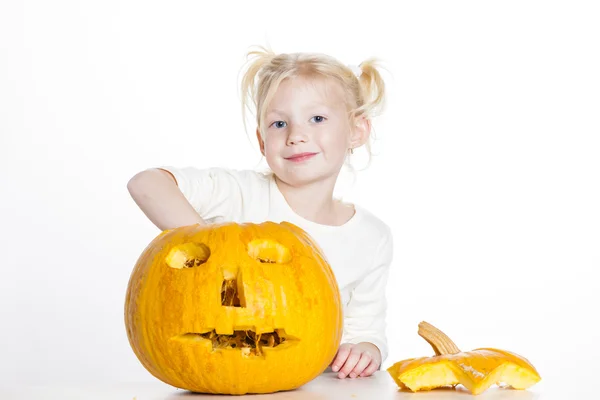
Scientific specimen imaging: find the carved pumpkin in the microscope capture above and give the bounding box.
[387,322,541,395]
[125,222,343,394]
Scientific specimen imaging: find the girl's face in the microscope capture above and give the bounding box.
[258,76,368,188]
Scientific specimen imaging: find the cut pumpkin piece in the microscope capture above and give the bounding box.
[387,322,541,395]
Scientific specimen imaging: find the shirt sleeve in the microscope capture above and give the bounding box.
[158,166,245,223]
[341,226,393,366]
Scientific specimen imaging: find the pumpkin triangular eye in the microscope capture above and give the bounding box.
[166,243,211,269]
[247,239,291,264]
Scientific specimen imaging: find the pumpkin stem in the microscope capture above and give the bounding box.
[418,321,461,355]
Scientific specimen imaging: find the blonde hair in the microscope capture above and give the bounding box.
[240,46,387,162]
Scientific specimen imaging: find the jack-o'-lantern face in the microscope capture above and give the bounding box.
[125,222,343,395]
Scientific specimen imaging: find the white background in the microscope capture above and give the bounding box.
[1,0,599,397]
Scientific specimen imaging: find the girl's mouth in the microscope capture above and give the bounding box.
[285,152,318,162]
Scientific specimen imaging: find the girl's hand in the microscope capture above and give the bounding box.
[330,342,381,379]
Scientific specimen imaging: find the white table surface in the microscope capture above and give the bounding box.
[3,370,583,400]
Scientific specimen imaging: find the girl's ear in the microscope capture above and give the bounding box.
[350,116,371,149]
[256,128,266,156]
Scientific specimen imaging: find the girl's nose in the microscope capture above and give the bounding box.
[286,125,308,145]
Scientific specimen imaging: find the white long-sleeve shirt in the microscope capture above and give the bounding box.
[160,166,394,364]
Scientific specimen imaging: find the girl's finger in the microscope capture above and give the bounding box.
[349,352,372,378]
[360,359,380,377]
[338,347,361,378]
[331,344,353,372]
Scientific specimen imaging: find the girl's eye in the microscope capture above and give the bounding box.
[311,116,326,123]
[271,121,287,129]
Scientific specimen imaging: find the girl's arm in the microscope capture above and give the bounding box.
[330,224,393,379]
[127,168,206,231]
[336,227,393,371]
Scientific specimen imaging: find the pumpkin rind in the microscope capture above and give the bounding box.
[387,322,541,395]
[125,222,343,394]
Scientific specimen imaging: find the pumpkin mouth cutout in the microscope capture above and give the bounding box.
[173,329,298,357]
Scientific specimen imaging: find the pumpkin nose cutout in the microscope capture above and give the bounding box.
[221,278,244,307]
[166,243,211,269]
[247,239,291,263]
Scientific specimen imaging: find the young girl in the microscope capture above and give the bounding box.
[127,47,393,380]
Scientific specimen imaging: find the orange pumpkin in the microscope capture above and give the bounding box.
[387,322,541,395]
[125,221,343,394]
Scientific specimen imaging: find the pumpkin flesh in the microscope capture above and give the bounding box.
[387,322,541,395]
[389,348,541,395]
